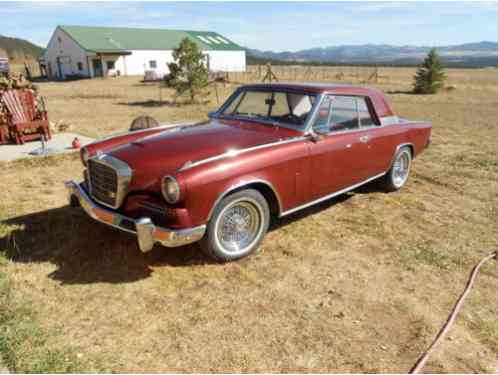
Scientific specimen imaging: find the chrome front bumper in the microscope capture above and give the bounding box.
[64,181,206,253]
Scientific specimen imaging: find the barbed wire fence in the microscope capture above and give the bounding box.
[226,64,389,85]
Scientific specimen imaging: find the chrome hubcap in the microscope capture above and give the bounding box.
[216,200,261,254]
[393,151,410,187]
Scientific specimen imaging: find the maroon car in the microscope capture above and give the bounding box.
[65,83,431,261]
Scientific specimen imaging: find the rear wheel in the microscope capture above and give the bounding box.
[381,146,412,192]
[200,189,270,262]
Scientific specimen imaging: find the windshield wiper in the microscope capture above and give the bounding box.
[225,113,279,128]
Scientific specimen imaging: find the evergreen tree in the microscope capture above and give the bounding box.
[167,38,208,103]
[413,48,446,94]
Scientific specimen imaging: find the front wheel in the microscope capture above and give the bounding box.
[200,189,270,262]
[381,146,412,192]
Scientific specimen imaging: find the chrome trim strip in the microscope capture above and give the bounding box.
[65,181,206,252]
[380,116,400,126]
[303,93,325,133]
[207,178,283,220]
[280,172,386,217]
[87,154,132,209]
[179,137,307,172]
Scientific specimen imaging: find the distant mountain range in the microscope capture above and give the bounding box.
[0,35,43,62]
[1,33,497,68]
[247,41,498,67]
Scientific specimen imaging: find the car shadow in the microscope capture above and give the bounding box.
[1,206,215,285]
[1,182,386,285]
[271,181,387,230]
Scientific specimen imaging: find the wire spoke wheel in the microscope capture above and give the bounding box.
[393,150,411,188]
[215,199,262,254]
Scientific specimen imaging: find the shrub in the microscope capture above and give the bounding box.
[413,48,446,94]
[167,38,208,103]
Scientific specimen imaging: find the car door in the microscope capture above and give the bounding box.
[353,96,385,178]
[356,96,402,176]
[309,95,367,199]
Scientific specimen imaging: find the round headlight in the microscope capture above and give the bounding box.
[80,147,89,166]
[161,176,181,204]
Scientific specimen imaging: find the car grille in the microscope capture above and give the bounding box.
[88,159,119,207]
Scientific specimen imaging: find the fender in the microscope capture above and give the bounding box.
[389,142,414,169]
[206,177,283,220]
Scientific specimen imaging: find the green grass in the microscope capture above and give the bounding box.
[0,253,103,373]
[399,246,453,270]
[465,317,498,349]
[475,158,498,169]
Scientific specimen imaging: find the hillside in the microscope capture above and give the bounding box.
[247,41,498,67]
[0,35,43,61]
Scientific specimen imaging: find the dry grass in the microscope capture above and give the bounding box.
[0,67,497,372]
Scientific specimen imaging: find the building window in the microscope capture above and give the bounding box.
[106,61,115,70]
[58,37,62,44]
[149,60,157,69]
[77,62,83,71]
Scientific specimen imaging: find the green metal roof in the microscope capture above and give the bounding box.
[59,25,243,52]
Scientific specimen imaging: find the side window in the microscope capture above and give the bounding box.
[106,61,115,70]
[330,96,359,131]
[312,95,331,134]
[357,97,375,127]
[149,60,157,69]
[77,62,83,71]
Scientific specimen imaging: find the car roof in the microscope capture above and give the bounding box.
[241,82,394,118]
[242,82,376,94]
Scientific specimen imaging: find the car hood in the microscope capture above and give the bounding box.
[107,119,300,191]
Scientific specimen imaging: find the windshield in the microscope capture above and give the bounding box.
[220,89,317,129]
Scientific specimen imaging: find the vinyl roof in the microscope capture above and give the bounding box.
[59,25,243,53]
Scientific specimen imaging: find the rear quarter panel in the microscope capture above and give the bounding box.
[370,120,432,172]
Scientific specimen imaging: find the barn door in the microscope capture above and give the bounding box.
[93,59,103,77]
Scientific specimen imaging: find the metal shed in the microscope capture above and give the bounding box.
[42,25,246,80]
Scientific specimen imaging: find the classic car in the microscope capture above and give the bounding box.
[65,83,432,261]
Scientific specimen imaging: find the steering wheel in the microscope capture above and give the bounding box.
[280,113,302,125]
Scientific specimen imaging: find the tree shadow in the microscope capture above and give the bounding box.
[386,90,417,95]
[116,100,181,108]
[0,206,214,285]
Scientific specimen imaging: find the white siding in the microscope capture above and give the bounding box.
[116,50,174,76]
[205,50,246,72]
[44,27,90,79]
[43,27,246,80]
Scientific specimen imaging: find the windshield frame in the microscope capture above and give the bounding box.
[212,87,321,132]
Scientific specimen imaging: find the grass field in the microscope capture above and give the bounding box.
[0,67,497,372]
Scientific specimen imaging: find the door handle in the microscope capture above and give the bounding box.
[359,135,370,143]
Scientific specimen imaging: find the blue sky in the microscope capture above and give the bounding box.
[1,1,498,51]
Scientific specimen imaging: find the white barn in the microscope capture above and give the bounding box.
[42,25,246,80]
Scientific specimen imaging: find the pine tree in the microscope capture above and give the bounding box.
[167,38,208,103]
[413,48,446,94]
